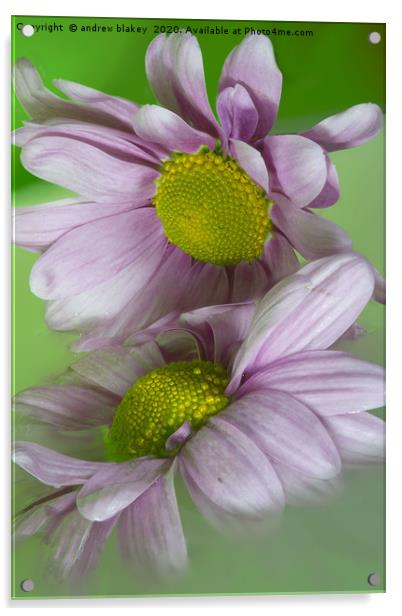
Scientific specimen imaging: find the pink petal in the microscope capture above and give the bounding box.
[13,442,107,487]
[228,253,375,393]
[179,416,285,519]
[229,139,269,192]
[271,203,353,260]
[231,261,270,303]
[14,385,119,429]
[43,503,118,579]
[146,34,220,137]
[53,78,139,128]
[165,421,193,452]
[224,390,341,479]
[68,245,192,345]
[30,208,166,299]
[13,198,133,252]
[308,155,340,209]
[67,514,118,578]
[373,269,386,304]
[118,467,187,573]
[239,350,385,416]
[77,458,170,521]
[272,461,341,506]
[302,103,383,152]
[323,412,385,464]
[14,58,137,131]
[264,233,300,285]
[21,135,158,204]
[262,135,327,208]
[71,342,165,397]
[219,35,282,138]
[15,491,77,540]
[180,302,256,366]
[132,105,215,153]
[217,84,258,141]
[15,120,160,165]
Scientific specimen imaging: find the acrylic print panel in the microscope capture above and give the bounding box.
[12,16,385,599]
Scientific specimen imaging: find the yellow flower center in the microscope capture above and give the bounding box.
[153,150,272,266]
[107,360,230,460]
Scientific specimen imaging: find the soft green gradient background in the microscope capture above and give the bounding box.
[12,17,385,599]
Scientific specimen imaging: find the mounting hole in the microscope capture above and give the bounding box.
[368,32,381,44]
[367,572,380,587]
[22,25,35,37]
[20,579,34,592]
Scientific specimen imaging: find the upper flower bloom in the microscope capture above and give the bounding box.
[13,34,384,348]
[13,254,385,578]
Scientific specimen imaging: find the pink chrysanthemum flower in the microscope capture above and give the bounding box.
[13,34,384,348]
[13,254,385,577]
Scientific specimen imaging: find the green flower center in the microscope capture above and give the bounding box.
[153,150,272,266]
[107,360,230,461]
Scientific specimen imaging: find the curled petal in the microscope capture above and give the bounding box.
[219,35,282,138]
[146,33,220,137]
[77,458,170,522]
[302,103,383,152]
[217,84,258,141]
[13,442,107,487]
[308,155,340,209]
[14,58,138,130]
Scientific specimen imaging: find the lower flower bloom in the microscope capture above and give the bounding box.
[13,254,385,578]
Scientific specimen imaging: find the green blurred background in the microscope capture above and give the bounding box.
[12,17,385,599]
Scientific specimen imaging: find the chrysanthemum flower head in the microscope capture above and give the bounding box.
[13,33,384,349]
[13,254,385,578]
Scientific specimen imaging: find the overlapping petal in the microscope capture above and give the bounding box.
[30,208,166,300]
[324,412,385,463]
[13,442,107,487]
[14,58,138,130]
[223,390,341,479]
[179,416,285,519]
[217,84,258,141]
[76,457,170,521]
[13,198,133,253]
[118,468,187,573]
[146,33,220,137]
[228,253,375,392]
[271,203,353,260]
[262,135,327,208]
[21,135,159,204]
[239,350,385,416]
[132,104,215,153]
[14,384,118,429]
[219,35,282,139]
